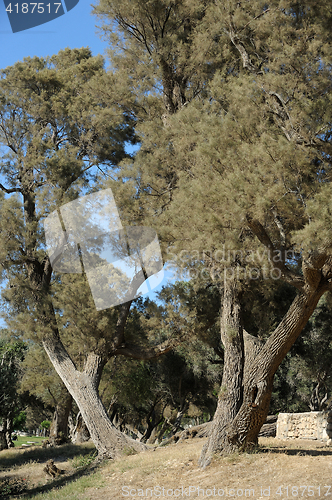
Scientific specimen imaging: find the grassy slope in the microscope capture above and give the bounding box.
[1,438,332,499]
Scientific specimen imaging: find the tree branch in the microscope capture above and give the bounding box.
[113,334,185,361]
[246,215,305,291]
[227,24,262,74]
[0,183,22,194]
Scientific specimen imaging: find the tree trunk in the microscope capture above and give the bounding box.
[0,424,8,451]
[70,412,91,444]
[49,393,72,444]
[0,417,15,450]
[199,285,325,467]
[5,416,14,448]
[309,382,328,411]
[141,400,166,443]
[141,414,156,443]
[169,408,186,435]
[146,427,159,444]
[156,418,170,443]
[199,276,244,465]
[42,333,146,458]
[141,407,161,444]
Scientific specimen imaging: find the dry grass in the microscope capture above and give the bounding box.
[87,437,332,500]
[1,437,331,499]
[0,441,96,498]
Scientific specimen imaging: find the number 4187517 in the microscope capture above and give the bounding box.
[6,3,62,14]
[276,486,331,497]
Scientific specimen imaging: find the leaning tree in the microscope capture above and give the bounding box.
[0,48,183,457]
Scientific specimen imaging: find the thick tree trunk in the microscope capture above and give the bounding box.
[199,276,244,465]
[42,334,146,458]
[199,285,325,467]
[0,417,14,450]
[49,393,72,444]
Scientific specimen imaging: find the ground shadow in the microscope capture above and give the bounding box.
[0,462,100,499]
[22,462,100,499]
[259,445,332,457]
[0,443,100,499]
[0,443,95,469]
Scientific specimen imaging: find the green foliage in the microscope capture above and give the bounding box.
[13,411,27,431]
[94,0,332,290]
[270,295,332,412]
[40,420,51,430]
[0,336,27,421]
[0,477,29,498]
[19,343,69,411]
[99,286,221,436]
[70,450,98,468]
[0,47,136,325]
[1,1,332,455]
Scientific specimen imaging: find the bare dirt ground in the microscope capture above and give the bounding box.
[1,437,331,499]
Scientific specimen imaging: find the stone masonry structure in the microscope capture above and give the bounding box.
[276,411,332,443]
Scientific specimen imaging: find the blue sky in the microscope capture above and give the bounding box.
[0,1,109,69]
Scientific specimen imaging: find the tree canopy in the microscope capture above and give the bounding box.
[1,0,332,463]
[93,0,332,464]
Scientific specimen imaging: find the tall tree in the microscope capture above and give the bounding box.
[0,48,179,457]
[94,0,332,465]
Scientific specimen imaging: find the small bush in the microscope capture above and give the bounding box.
[122,446,137,456]
[0,477,29,497]
[70,450,97,468]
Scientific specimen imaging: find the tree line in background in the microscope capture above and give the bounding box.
[1,281,332,450]
[0,0,332,464]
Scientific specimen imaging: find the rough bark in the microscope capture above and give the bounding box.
[258,421,276,438]
[0,417,15,450]
[199,285,325,467]
[49,393,72,444]
[199,276,244,465]
[42,333,146,458]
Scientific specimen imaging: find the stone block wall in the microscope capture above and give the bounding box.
[276,411,332,442]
